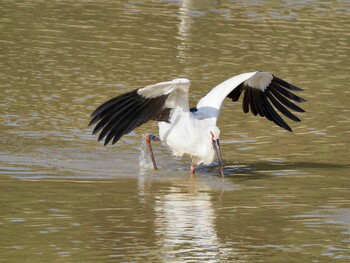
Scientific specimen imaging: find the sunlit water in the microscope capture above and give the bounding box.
[0,0,349,262]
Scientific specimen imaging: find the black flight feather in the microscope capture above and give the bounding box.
[226,75,305,132]
[89,89,170,145]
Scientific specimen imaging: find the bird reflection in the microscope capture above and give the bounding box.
[176,0,192,63]
[154,187,220,261]
[138,173,223,261]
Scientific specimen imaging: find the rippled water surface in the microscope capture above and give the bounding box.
[1,0,349,262]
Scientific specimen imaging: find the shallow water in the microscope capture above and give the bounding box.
[1,0,349,262]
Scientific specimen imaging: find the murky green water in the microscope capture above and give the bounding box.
[1,0,349,262]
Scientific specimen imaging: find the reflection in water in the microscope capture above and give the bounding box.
[155,188,219,261]
[177,0,192,64]
[138,174,222,261]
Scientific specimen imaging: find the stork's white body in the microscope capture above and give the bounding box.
[159,109,217,165]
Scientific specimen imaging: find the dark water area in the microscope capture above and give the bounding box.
[0,0,349,262]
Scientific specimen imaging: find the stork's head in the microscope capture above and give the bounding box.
[209,126,220,140]
[209,127,224,177]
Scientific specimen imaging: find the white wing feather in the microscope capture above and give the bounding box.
[195,71,274,120]
[197,71,257,109]
[137,78,191,111]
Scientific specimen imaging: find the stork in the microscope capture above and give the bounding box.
[89,71,306,177]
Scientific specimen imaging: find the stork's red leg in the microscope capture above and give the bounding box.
[145,134,160,170]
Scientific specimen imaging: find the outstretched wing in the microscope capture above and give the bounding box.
[195,71,306,131]
[88,78,190,145]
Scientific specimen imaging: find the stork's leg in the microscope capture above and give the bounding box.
[145,134,160,170]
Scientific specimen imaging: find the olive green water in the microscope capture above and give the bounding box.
[0,1,349,262]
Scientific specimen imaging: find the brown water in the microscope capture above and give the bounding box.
[0,0,349,262]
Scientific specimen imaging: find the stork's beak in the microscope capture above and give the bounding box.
[212,138,224,177]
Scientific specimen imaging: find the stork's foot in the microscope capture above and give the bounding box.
[145,134,160,170]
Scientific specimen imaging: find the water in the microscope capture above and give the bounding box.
[0,0,349,262]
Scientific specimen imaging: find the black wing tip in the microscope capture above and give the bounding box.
[90,110,97,117]
[95,136,116,146]
[89,87,170,147]
[239,74,307,132]
[293,96,307,103]
[100,136,117,146]
[90,105,106,117]
[284,125,293,132]
[88,117,98,127]
[92,127,100,135]
[273,75,304,92]
[269,82,306,113]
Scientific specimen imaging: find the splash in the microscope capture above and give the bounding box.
[139,134,154,169]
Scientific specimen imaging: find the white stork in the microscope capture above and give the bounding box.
[89,71,306,177]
